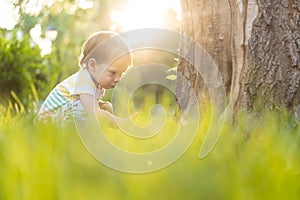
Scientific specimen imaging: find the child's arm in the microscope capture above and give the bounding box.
[79,94,116,123]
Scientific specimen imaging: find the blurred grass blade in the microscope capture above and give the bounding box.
[10,90,25,114]
[30,83,39,104]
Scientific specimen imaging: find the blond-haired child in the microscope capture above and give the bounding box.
[38,31,131,122]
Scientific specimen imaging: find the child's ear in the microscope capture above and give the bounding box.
[87,58,97,72]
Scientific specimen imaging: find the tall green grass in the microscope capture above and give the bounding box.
[0,100,299,199]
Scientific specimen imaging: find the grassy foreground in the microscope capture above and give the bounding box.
[0,105,299,200]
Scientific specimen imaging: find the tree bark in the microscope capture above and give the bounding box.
[228,0,258,113]
[243,0,300,113]
[176,0,232,110]
[177,0,300,117]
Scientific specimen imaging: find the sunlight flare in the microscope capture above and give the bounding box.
[110,0,181,31]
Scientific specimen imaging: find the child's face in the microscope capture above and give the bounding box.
[96,58,130,89]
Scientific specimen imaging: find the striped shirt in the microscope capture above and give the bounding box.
[38,68,102,119]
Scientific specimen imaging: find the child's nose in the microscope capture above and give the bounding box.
[114,76,120,83]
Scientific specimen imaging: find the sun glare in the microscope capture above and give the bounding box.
[110,0,181,31]
[0,0,93,30]
[0,0,180,55]
[0,0,19,30]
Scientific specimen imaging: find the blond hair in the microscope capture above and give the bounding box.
[79,31,131,68]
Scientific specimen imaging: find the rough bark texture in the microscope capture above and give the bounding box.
[229,0,258,113]
[176,0,232,110]
[243,0,300,112]
[177,0,300,118]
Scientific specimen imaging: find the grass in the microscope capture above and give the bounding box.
[0,100,299,200]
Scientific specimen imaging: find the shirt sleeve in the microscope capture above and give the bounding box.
[70,69,96,96]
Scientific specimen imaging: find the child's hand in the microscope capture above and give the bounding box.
[98,100,113,113]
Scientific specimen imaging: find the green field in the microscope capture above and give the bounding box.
[0,103,299,200]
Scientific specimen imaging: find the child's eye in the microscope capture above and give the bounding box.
[109,71,116,76]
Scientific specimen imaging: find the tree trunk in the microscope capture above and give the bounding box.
[176,0,232,111]
[242,0,300,114]
[177,0,300,117]
[228,0,258,113]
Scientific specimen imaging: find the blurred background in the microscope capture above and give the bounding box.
[0,0,180,107]
[1,2,300,200]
